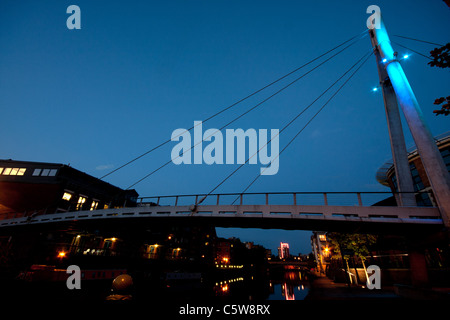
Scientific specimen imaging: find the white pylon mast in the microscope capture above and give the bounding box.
[371,17,450,228]
[370,30,417,207]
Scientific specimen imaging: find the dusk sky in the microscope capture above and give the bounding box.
[1,0,448,254]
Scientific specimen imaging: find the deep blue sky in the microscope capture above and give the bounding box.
[1,1,448,255]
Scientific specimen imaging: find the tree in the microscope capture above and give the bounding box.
[432,96,450,116]
[328,232,377,285]
[429,43,450,69]
[428,43,450,116]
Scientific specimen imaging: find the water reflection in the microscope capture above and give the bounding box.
[268,282,308,300]
[213,270,310,301]
[13,267,310,302]
[267,271,310,300]
[214,276,244,295]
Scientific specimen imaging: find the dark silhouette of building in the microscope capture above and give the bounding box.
[0,159,138,217]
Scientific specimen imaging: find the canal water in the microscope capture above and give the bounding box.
[267,282,309,300]
[178,268,311,301]
[3,267,311,302]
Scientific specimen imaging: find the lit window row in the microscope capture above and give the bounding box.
[76,196,86,210]
[62,192,100,211]
[0,167,27,176]
[91,200,99,210]
[33,168,58,177]
[215,264,243,269]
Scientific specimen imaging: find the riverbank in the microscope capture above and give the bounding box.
[305,272,400,300]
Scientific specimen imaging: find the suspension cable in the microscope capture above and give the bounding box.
[204,49,374,205]
[233,50,374,201]
[392,41,433,60]
[101,31,367,181]
[125,35,367,190]
[392,35,444,47]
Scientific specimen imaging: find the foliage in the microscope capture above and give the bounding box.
[428,43,450,116]
[327,232,377,261]
[432,96,450,116]
[428,43,450,69]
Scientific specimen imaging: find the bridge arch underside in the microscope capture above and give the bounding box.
[0,204,443,236]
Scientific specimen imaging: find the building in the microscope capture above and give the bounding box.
[278,242,290,259]
[308,133,450,284]
[0,159,139,218]
[215,239,232,265]
[376,131,450,206]
[310,232,331,274]
[214,238,268,267]
[0,159,221,272]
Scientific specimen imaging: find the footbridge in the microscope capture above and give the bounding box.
[0,192,442,234]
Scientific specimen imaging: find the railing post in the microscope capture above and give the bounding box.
[195,195,198,205]
[216,194,220,205]
[175,196,178,206]
[323,193,328,206]
[357,193,363,206]
[157,197,160,206]
[293,193,297,205]
[240,194,243,205]
[265,193,269,205]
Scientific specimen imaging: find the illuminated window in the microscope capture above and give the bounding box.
[1,168,26,176]
[76,196,87,210]
[319,234,327,242]
[90,200,99,211]
[62,192,72,201]
[0,168,3,174]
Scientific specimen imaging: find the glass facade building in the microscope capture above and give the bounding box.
[376,132,450,206]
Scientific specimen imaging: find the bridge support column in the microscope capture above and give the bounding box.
[407,235,430,287]
[370,30,416,207]
[408,249,429,287]
[371,18,450,227]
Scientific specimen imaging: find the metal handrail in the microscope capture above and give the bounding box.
[137,190,433,207]
[0,191,435,221]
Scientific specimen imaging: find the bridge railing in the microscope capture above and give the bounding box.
[137,191,434,208]
[0,191,435,222]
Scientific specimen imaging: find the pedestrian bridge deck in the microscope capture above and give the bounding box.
[0,192,443,233]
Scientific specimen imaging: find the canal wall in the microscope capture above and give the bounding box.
[328,267,450,287]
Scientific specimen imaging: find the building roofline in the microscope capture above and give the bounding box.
[376,131,450,186]
[0,159,138,195]
[0,159,64,167]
